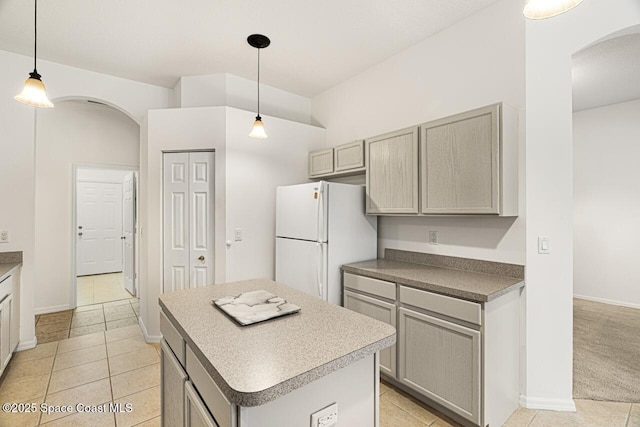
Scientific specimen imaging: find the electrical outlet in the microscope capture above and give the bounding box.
[0,230,8,243]
[429,230,438,245]
[311,403,338,427]
[234,228,242,241]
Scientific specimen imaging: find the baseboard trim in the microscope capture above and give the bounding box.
[520,395,576,412]
[16,337,38,351]
[574,294,640,310]
[35,304,71,315]
[139,318,162,344]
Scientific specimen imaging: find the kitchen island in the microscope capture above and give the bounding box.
[159,278,396,427]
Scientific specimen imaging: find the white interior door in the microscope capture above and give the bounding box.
[189,152,215,288]
[77,182,123,276]
[163,152,215,292]
[123,172,136,296]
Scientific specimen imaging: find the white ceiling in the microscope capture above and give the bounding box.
[0,0,500,97]
[572,32,640,112]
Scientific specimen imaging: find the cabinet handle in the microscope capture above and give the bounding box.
[78,232,83,236]
[198,256,205,261]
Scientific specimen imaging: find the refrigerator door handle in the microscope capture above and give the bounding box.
[316,242,323,299]
[316,181,324,242]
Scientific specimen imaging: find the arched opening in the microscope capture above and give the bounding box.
[33,98,142,342]
[571,27,640,403]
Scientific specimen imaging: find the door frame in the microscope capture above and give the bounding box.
[71,163,139,309]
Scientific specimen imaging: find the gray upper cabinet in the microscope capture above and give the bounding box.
[308,148,334,177]
[334,140,365,172]
[366,127,419,214]
[420,103,518,216]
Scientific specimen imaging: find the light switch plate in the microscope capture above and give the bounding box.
[429,230,438,245]
[311,402,338,427]
[0,230,8,243]
[234,228,242,241]
[538,236,550,254]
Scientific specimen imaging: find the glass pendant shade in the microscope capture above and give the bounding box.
[523,0,583,19]
[249,116,268,139]
[15,72,54,108]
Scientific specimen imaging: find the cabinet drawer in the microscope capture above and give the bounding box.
[334,140,364,172]
[160,310,186,366]
[344,273,396,301]
[399,286,481,326]
[186,346,233,427]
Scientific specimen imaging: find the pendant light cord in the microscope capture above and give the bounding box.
[257,48,260,117]
[34,0,38,72]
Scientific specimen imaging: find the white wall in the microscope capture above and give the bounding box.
[176,73,313,124]
[524,0,640,411]
[34,101,139,314]
[311,0,526,265]
[573,99,640,309]
[0,49,170,348]
[140,107,326,340]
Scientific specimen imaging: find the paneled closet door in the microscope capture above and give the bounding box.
[163,152,215,292]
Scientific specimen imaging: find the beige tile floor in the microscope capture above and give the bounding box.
[77,273,136,306]
[380,381,463,426]
[505,401,640,426]
[35,300,140,344]
[0,324,160,426]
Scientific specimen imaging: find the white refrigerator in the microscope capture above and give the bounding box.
[275,181,377,305]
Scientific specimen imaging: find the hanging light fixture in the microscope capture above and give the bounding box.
[523,0,583,20]
[15,0,54,108]
[247,34,270,139]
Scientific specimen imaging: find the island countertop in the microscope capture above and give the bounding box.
[159,278,396,407]
[342,255,524,303]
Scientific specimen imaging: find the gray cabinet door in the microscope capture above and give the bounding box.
[398,307,481,425]
[185,381,218,427]
[0,294,12,371]
[344,290,396,377]
[309,149,334,177]
[334,140,365,172]
[161,339,188,427]
[420,104,500,214]
[366,127,419,214]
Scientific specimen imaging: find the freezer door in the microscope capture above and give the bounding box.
[276,238,328,300]
[276,182,328,242]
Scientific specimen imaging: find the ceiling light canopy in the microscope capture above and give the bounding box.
[523,0,583,20]
[248,34,270,140]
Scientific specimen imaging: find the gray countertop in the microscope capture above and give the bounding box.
[0,263,21,283]
[159,278,396,407]
[342,258,524,303]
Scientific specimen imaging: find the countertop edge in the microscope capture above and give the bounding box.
[0,263,22,283]
[341,264,524,303]
[159,298,396,407]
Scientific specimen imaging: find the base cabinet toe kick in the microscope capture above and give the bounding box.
[343,272,521,427]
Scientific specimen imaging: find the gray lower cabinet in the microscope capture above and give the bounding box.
[344,290,396,377]
[0,293,13,370]
[398,307,481,425]
[365,127,420,214]
[185,381,218,427]
[161,339,188,427]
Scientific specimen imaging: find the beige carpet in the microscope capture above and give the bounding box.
[573,298,640,402]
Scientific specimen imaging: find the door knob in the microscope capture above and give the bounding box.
[198,256,205,261]
[78,226,83,229]
[121,236,126,240]
[78,232,83,236]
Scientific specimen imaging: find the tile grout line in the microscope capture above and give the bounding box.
[526,409,540,426]
[37,341,59,426]
[624,404,632,427]
[382,394,431,426]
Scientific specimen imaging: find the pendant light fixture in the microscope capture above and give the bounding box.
[523,0,583,19]
[15,0,54,108]
[247,34,270,139]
